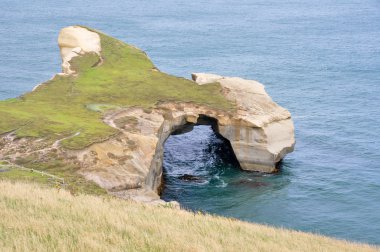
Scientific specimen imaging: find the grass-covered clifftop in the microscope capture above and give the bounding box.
[0,180,377,252]
[0,28,233,150]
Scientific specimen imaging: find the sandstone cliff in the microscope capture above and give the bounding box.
[0,26,295,202]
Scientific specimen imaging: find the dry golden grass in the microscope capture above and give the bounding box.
[0,180,378,252]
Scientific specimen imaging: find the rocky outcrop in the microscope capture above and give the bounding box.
[0,26,295,203]
[192,73,295,172]
[58,26,101,75]
[71,73,295,201]
[2,76,295,203]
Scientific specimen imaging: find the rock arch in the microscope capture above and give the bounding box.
[75,74,295,203]
[55,26,295,202]
[147,113,241,194]
[0,26,295,204]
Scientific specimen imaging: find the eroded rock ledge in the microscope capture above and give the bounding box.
[0,26,295,203]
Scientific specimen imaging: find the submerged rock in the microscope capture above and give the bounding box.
[230,179,269,188]
[178,174,205,182]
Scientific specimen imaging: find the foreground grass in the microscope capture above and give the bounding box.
[0,181,377,252]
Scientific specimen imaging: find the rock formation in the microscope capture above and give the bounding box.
[0,26,295,203]
[73,75,295,201]
[58,26,101,75]
[192,73,295,172]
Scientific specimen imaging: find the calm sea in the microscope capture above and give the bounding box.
[1,0,379,245]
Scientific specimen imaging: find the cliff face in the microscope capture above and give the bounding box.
[0,26,295,202]
[192,73,295,172]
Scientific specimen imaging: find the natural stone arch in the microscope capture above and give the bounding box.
[75,72,296,203]
[161,114,241,184]
[149,113,241,194]
[0,26,295,205]
[54,26,295,202]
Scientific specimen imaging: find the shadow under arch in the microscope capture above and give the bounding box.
[160,114,242,197]
[160,114,291,211]
[170,114,241,169]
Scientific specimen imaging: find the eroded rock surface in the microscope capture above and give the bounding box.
[58,26,101,74]
[192,73,295,171]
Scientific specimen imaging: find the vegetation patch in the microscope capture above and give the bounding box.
[85,103,120,112]
[0,28,234,151]
[0,166,58,185]
[0,156,107,196]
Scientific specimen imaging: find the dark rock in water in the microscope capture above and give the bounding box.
[230,179,268,188]
[178,174,204,182]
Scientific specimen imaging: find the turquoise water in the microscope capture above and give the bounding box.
[1,0,379,245]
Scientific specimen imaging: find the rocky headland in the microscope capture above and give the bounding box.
[0,26,295,203]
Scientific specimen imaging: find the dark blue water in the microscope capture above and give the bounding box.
[1,0,379,245]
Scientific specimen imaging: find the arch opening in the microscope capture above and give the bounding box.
[160,115,242,202]
[169,114,240,167]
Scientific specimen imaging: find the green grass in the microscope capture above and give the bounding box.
[0,167,53,184]
[0,160,107,196]
[0,28,234,150]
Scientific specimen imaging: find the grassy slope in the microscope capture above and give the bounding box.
[0,161,107,196]
[0,29,233,150]
[0,180,378,252]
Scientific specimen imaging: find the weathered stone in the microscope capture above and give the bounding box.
[58,26,101,75]
[192,73,295,172]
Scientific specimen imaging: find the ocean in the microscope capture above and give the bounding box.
[0,0,379,245]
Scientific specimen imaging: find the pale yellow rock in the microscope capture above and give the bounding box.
[58,26,101,74]
[192,73,295,172]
